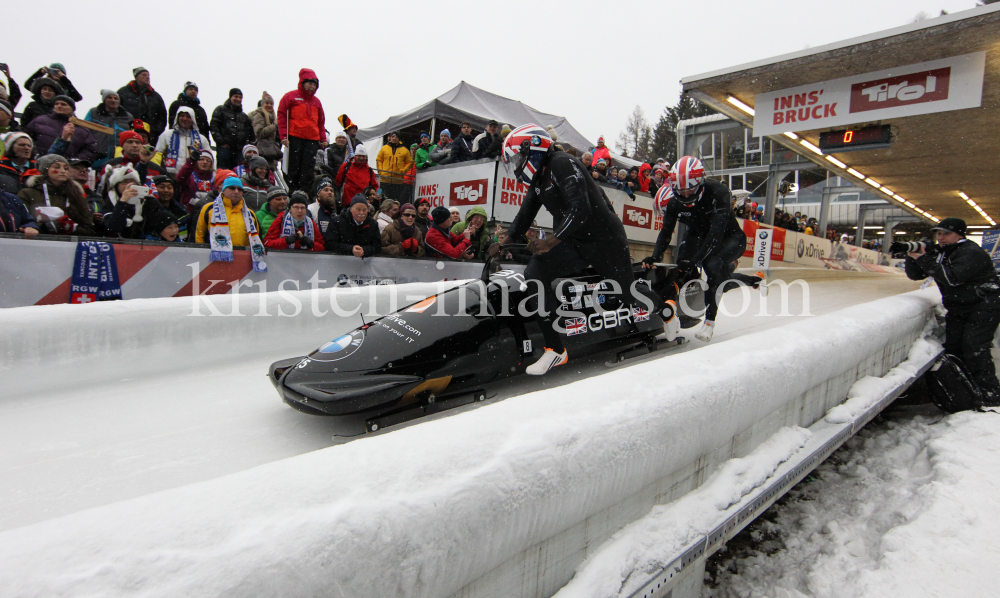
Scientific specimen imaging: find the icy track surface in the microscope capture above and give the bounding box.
[0,273,918,532]
[704,405,1000,598]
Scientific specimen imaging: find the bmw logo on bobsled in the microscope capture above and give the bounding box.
[268,246,705,436]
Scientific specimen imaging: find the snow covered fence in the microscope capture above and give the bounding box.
[0,281,460,397]
[0,290,939,598]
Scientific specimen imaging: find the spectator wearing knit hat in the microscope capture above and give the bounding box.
[117,67,167,140]
[103,164,162,239]
[264,192,324,252]
[328,193,381,257]
[25,96,98,162]
[23,64,82,103]
[278,68,327,193]
[337,114,361,153]
[424,206,473,260]
[211,88,256,170]
[145,209,183,242]
[255,186,289,235]
[0,100,18,139]
[306,181,338,248]
[249,92,281,166]
[194,176,265,252]
[97,130,164,195]
[429,130,453,165]
[239,156,273,212]
[334,145,378,210]
[316,129,351,190]
[83,90,134,169]
[592,135,611,166]
[150,174,190,239]
[414,133,436,170]
[175,145,217,212]
[18,154,95,236]
[0,133,35,194]
[167,82,211,141]
[21,77,64,128]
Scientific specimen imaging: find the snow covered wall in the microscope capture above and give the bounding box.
[0,289,939,598]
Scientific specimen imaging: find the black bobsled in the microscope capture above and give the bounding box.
[269,247,705,435]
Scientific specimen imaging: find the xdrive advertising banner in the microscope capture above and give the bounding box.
[752,52,986,136]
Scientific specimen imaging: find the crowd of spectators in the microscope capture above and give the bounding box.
[733,200,844,239]
[0,61,691,261]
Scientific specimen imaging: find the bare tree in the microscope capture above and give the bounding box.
[615,105,652,161]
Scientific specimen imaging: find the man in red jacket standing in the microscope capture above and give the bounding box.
[335,145,378,210]
[277,68,327,193]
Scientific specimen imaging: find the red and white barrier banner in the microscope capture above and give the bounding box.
[412,160,496,221]
[753,52,986,136]
[740,220,785,262]
[0,238,489,309]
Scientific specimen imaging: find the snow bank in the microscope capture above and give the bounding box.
[1,281,460,396]
[707,408,1000,598]
[555,325,943,598]
[0,290,939,598]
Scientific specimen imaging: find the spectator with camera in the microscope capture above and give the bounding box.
[103,164,160,239]
[450,206,490,260]
[21,76,65,127]
[902,218,1000,409]
[425,206,473,260]
[264,192,324,252]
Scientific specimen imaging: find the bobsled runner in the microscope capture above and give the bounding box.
[269,246,706,435]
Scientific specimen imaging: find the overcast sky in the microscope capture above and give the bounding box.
[4,0,980,148]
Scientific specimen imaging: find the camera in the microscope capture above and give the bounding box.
[889,238,935,257]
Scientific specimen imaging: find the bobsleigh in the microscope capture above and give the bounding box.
[269,247,705,435]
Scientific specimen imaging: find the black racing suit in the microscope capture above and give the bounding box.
[905,240,1000,404]
[651,180,756,321]
[508,150,634,352]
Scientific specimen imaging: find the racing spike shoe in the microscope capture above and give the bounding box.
[659,300,680,342]
[754,271,769,297]
[526,348,569,376]
[695,320,715,342]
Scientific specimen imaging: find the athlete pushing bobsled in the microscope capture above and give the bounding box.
[642,156,765,342]
[499,124,640,375]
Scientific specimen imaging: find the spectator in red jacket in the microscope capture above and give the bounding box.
[334,145,378,209]
[277,68,327,193]
[592,136,611,166]
[425,206,473,260]
[264,192,324,251]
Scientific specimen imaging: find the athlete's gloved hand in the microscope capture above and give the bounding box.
[676,259,693,273]
[641,256,659,269]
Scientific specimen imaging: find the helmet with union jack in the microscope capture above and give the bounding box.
[501,123,554,185]
[670,155,705,205]
[654,184,673,215]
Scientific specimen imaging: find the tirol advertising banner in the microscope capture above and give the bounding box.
[752,52,986,136]
[412,160,496,221]
[606,189,660,244]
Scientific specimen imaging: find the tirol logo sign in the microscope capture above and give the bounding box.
[851,67,950,113]
[752,52,984,137]
[623,205,653,229]
[449,179,488,206]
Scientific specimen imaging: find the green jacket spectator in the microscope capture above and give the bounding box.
[415,133,436,169]
[255,186,288,234]
[450,206,491,259]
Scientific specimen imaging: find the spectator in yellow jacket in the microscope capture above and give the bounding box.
[376,131,413,202]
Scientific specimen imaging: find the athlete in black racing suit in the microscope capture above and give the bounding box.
[643,163,761,341]
[502,126,635,375]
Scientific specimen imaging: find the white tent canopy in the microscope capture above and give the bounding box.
[356,81,639,168]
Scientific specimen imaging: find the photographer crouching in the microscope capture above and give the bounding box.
[900,218,1000,409]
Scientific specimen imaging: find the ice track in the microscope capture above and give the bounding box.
[0,269,921,532]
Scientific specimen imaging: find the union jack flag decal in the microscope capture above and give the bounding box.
[632,307,650,322]
[564,317,588,336]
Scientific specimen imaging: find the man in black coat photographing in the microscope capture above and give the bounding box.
[902,217,1000,408]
